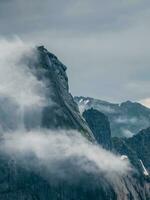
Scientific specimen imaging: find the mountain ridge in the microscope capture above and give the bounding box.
[74,96,150,137]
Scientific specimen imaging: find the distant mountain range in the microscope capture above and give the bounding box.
[77,107,150,199]
[74,96,150,137]
[81,107,150,177]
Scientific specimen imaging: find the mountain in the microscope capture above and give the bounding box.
[83,108,112,150]
[0,46,149,200]
[74,96,150,138]
[82,108,150,199]
[126,127,150,172]
[112,127,150,199]
[35,46,95,141]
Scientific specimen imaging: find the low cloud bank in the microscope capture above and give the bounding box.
[0,129,131,182]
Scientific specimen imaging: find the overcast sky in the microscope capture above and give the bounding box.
[0,0,150,106]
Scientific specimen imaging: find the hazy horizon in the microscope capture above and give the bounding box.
[0,0,150,107]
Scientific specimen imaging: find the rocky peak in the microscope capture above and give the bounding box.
[35,46,95,140]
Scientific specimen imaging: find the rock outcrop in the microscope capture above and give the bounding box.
[36,46,94,141]
[112,127,150,175]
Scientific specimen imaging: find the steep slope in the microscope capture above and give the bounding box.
[35,47,94,140]
[83,108,112,150]
[82,107,150,199]
[113,127,150,173]
[127,127,150,172]
[112,128,150,200]
[75,96,150,137]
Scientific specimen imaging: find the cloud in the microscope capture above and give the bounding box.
[0,38,47,107]
[95,104,116,114]
[0,38,52,132]
[139,98,150,108]
[1,0,149,34]
[0,129,131,182]
[77,98,116,114]
[115,117,138,124]
[122,129,135,138]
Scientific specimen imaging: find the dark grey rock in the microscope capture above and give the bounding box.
[113,127,150,173]
[75,96,150,138]
[83,108,112,150]
[36,47,94,141]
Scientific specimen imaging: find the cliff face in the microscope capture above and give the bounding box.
[126,127,150,172]
[112,128,150,200]
[113,127,150,174]
[82,108,150,199]
[83,108,112,150]
[35,46,94,140]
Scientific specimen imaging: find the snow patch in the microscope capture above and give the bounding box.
[139,160,149,176]
[121,155,128,161]
[84,100,90,105]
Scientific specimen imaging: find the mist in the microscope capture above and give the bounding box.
[0,129,131,183]
[0,38,49,131]
[0,38,47,107]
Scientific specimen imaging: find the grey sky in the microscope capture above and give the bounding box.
[0,0,150,105]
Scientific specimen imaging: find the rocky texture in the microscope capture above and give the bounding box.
[1,152,149,200]
[0,152,118,200]
[83,108,112,150]
[112,128,150,200]
[82,107,150,199]
[112,127,150,174]
[35,47,94,141]
[126,127,150,172]
[74,96,150,138]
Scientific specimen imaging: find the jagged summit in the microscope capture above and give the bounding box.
[34,46,95,140]
[37,45,58,60]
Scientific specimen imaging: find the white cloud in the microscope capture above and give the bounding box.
[140,98,150,108]
[0,38,47,107]
[0,129,131,182]
[115,117,138,124]
[122,129,135,138]
[0,38,52,132]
